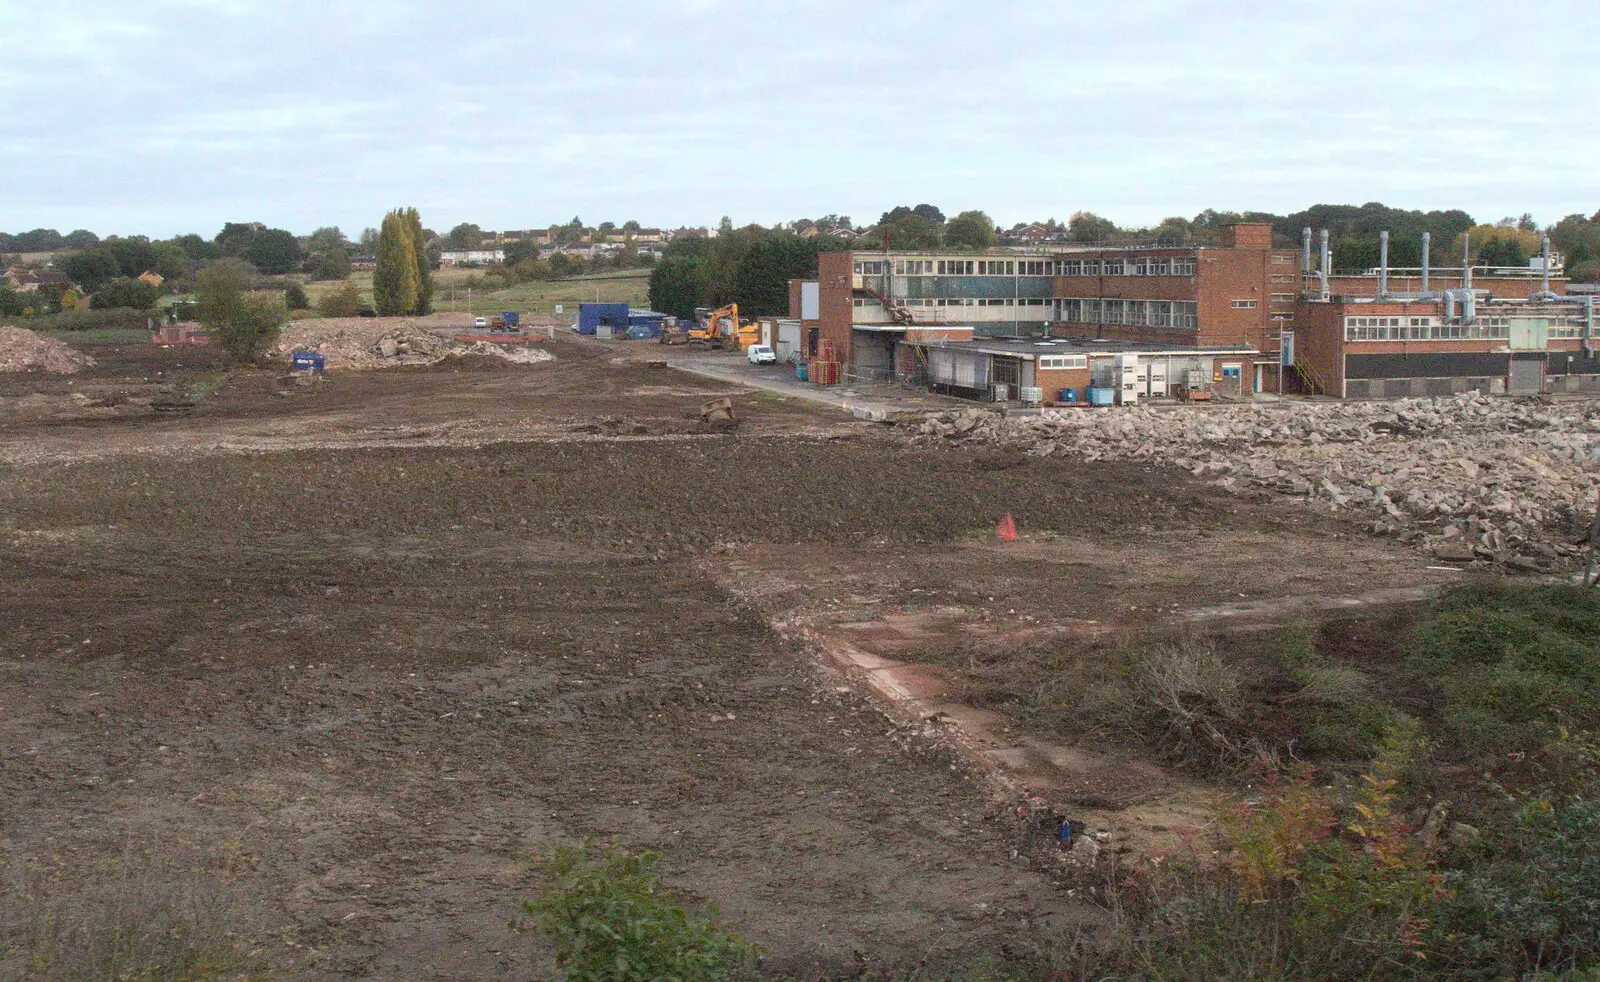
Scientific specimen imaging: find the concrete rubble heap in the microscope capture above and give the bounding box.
[915,394,1600,570]
[0,326,96,374]
[273,319,553,370]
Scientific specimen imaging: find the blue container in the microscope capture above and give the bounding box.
[500,311,519,327]
[291,350,325,372]
[1058,387,1078,404]
[796,362,809,381]
[1087,386,1115,406]
[577,302,629,336]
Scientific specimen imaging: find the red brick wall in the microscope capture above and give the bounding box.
[1036,367,1092,401]
[1291,300,1347,395]
[905,327,974,342]
[1196,250,1272,348]
[816,252,855,364]
[1220,224,1272,249]
[1327,274,1567,298]
[788,279,803,319]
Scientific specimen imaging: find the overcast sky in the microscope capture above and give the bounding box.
[3,0,1596,238]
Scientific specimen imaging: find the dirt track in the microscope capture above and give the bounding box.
[0,338,1448,978]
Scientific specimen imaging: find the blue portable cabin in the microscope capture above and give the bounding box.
[577,302,630,336]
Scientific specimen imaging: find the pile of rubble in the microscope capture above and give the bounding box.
[454,340,555,364]
[915,394,1600,570]
[0,326,95,373]
[273,319,554,370]
[273,319,450,370]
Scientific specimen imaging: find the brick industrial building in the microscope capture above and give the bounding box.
[788,223,1597,400]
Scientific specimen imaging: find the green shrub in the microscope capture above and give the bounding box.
[1409,583,1600,755]
[1286,665,1405,760]
[5,307,159,332]
[520,845,755,982]
[1436,797,1600,979]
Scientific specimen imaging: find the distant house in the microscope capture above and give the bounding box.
[138,270,165,287]
[4,268,71,293]
[349,255,377,270]
[439,249,506,267]
[1003,224,1051,245]
[631,228,666,244]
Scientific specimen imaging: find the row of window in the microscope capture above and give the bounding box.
[1344,315,1592,342]
[853,297,1055,309]
[1059,257,1198,277]
[1038,354,1090,370]
[1344,315,1512,341]
[860,257,1207,278]
[1059,298,1200,329]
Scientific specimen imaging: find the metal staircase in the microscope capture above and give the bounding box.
[861,287,916,325]
[1294,356,1330,396]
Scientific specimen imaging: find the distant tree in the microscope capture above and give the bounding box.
[0,287,29,316]
[648,256,708,319]
[242,228,304,275]
[373,211,420,316]
[547,252,576,278]
[1517,213,1539,233]
[403,208,432,314]
[1068,211,1118,244]
[879,212,942,249]
[14,228,64,252]
[731,236,823,315]
[317,280,364,318]
[53,249,123,291]
[503,240,541,266]
[944,210,997,249]
[880,204,946,227]
[1154,217,1192,245]
[197,258,284,364]
[62,229,99,249]
[445,223,484,250]
[623,219,641,233]
[167,233,217,261]
[284,282,310,310]
[717,216,733,235]
[214,222,265,256]
[358,227,380,252]
[1480,238,1529,268]
[310,246,352,281]
[305,226,349,256]
[598,221,616,233]
[89,277,161,310]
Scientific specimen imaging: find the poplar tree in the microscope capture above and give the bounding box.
[373,210,418,316]
[403,207,432,315]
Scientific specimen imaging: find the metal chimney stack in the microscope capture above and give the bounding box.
[1464,232,1472,290]
[1542,235,1552,295]
[1302,228,1313,276]
[1421,232,1431,292]
[1319,230,1331,299]
[1379,231,1390,298]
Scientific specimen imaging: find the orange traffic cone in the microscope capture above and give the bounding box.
[995,513,1017,542]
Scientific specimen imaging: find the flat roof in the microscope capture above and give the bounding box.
[901,336,1257,358]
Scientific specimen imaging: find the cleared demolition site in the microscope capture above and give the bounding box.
[2,321,1599,980]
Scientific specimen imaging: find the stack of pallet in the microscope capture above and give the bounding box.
[809,339,841,386]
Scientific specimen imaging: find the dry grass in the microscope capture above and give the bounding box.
[0,848,271,982]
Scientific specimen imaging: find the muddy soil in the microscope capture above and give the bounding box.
[0,340,1449,978]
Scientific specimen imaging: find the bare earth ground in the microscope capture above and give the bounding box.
[0,338,1452,978]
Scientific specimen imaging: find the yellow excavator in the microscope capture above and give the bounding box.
[689,304,761,350]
